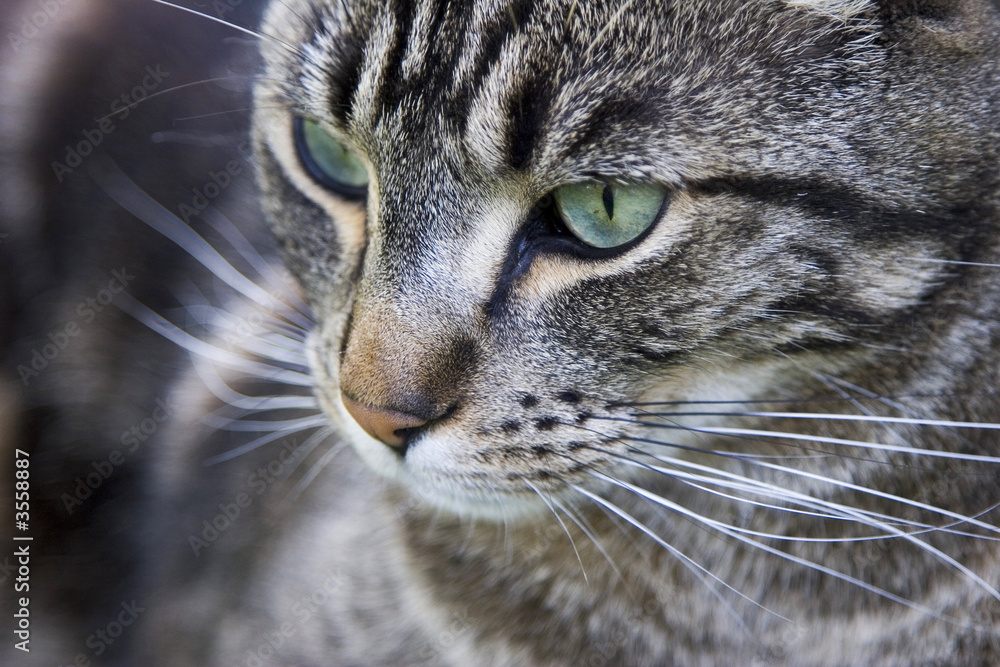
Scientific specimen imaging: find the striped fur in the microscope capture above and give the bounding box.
[239,0,1000,664]
[2,0,998,664]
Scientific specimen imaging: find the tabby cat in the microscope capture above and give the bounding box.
[3,0,1000,664]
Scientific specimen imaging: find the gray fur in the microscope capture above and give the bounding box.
[2,0,999,664]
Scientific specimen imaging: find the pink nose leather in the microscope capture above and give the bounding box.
[341,393,428,448]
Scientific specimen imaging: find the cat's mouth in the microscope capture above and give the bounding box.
[311,368,634,519]
[331,398,555,519]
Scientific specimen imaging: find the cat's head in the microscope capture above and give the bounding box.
[251,0,998,517]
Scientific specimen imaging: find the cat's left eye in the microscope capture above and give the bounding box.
[553,180,668,249]
[294,117,369,200]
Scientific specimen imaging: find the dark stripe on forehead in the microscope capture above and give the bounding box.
[462,0,537,100]
[316,4,370,126]
[371,1,475,119]
[451,0,539,150]
[420,1,476,105]
[506,72,553,170]
[376,0,419,111]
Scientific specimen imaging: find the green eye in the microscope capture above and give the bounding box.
[553,180,668,249]
[294,117,369,199]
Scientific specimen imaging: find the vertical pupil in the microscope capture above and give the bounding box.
[602,182,614,220]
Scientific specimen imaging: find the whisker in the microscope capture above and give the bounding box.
[567,424,999,545]
[629,462,996,544]
[547,492,624,582]
[611,432,1000,538]
[174,306,310,368]
[814,374,922,417]
[189,357,314,412]
[95,76,261,123]
[199,414,327,432]
[150,0,306,58]
[741,456,1000,539]
[88,156,312,330]
[813,373,879,417]
[200,208,313,318]
[600,417,1000,465]
[588,470,973,628]
[170,289,309,364]
[627,410,1000,433]
[202,397,320,422]
[286,429,347,500]
[172,107,255,123]
[499,490,514,568]
[902,257,1000,269]
[523,478,588,583]
[620,389,1000,407]
[457,514,478,559]
[115,292,313,386]
[586,441,945,536]
[203,423,324,466]
[570,483,785,630]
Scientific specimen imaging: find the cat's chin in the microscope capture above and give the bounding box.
[397,475,554,522]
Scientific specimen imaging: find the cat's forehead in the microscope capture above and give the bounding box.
[265,0,879,185]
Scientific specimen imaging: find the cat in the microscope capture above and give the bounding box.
[2,0,1000,664]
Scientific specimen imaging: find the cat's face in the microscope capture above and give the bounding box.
[252,0,992,517]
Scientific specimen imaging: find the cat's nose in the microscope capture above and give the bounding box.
[341,393,429,449]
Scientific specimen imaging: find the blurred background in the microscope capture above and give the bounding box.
[0,0,275,662]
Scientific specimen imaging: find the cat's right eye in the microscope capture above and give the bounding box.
[552,180,668,250]
[294,117,369,200]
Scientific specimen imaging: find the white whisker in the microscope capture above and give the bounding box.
[286,429,347,500]
[200,208,314,318]
[611,418,1000,465]
[150,0,306,57]
[204,396,320,418]
[88,156,312,330]
[902,257,1000,269]
[172,289,307,346]
[571,483,786,630]
[115,292,313,386]
[523,479,588,582]
[613,436,1000,540]
[173,301,310,366]
[587,471,977,627]
[191,357,315,412]
[203,423,323,466]
[605,444,943,534]
[547,492,624,582]
[95,76,259,123]
[634,410,1000,432]
[199,414,327,432]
